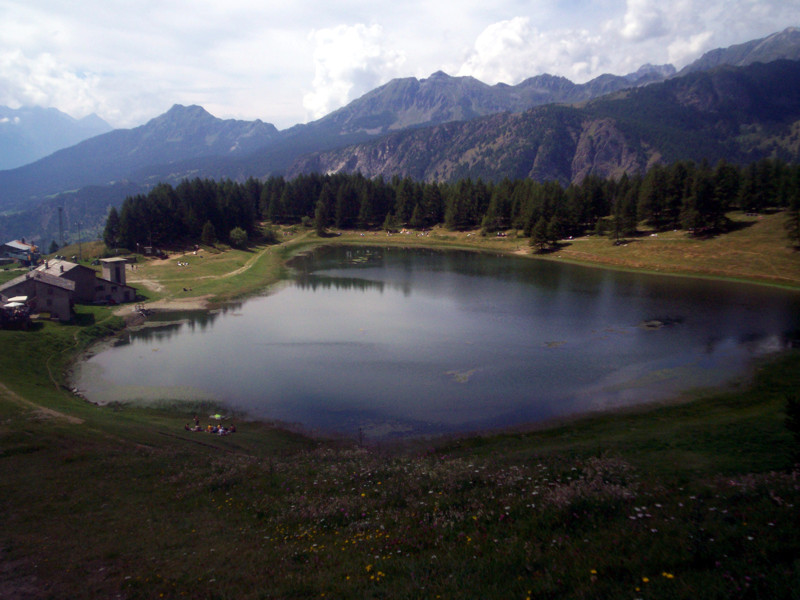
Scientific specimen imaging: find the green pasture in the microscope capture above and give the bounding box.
[1,215,799,598]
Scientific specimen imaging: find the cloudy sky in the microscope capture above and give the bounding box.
[1,0,798,130]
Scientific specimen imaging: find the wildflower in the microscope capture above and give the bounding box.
[662,572,675,579]
[590,569,597,575]
[642,577,650,583]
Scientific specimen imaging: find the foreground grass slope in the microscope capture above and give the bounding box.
[1,214,799,598]
[2,341,798,599]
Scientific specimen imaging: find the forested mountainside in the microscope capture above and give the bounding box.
[3,29,800,245]
[287,60,800,185]
[7,27,799,220]
[105,156,800,255]
[0,105,279,214]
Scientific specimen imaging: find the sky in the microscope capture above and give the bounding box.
[0,0,798,131]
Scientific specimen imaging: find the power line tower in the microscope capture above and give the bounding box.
[58,207,64,248]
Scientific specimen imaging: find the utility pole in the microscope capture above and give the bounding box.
[77,221,83,262]
[58,207,64,248]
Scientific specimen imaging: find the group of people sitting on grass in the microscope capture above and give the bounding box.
[184,415,236,435]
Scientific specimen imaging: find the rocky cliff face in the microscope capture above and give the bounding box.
[571,119,646,182]
[288,59,800,185]
[291,110,652,186]
[309,67,676,139]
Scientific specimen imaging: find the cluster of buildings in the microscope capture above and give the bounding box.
[0,239,39,266]
[0,252,136,322]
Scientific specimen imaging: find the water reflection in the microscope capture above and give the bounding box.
[126,305,240,343]
[78,246,800,439]
[295,274,388,294]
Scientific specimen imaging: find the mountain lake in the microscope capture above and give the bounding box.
[75,246,800,439]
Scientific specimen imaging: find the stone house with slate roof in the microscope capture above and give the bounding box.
[0,257,136,322]
[0,271,75,321]
[36,258,136,305]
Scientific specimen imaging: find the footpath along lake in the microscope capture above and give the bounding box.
[77,246,800,438]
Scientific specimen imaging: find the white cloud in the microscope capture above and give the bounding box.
[457,17,532,84]
[302,24,405,120]
[457,18,606,84]
[0,50,102,117]
[457,0,800,88]
[619,0,668,41]
[667,31,715,67]
[0,1,798,129]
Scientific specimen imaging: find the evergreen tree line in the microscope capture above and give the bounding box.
[104,157,800,250]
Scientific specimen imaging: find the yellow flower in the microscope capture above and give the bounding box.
[642,577,650,583]
[590,569,597,575]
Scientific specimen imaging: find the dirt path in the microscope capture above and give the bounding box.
[119,234,309,314]
[0,381,83,424]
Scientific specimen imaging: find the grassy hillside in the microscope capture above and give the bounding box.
[315,211,800,289]
[1,219,799,598]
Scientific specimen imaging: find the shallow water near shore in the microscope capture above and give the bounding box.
[76,246,800,438]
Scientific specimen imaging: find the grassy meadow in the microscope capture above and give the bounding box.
[1,214,799,599]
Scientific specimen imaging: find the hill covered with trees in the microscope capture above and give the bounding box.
[105,157,800,251]
[288,60,800,185]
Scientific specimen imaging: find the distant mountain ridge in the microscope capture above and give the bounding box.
[2,26,800,244]
[0,104,279,213]
[0,106,111,170]
[0,64,677,215]
[308,65,677,137]
[288,60,800,184]
[678,26,800,75]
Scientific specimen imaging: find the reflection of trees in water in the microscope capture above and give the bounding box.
[131,322,184,343]
[129,308,230,342]
[289,246,386,273]
[294,274,387,294]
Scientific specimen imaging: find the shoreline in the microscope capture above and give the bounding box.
[323,230,800,291]
[115,217,800,320]
[79,235,799,443]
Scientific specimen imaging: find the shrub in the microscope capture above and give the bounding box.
[229,227,248,248]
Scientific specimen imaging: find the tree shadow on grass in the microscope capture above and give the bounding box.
[71,312,96,327]
[534,242,570,254]
[676,219,757,240]
[723,219,758,234]
[611,238,642,246]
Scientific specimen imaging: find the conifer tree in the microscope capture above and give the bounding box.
[103,206,121,249]
[201,220,217,246]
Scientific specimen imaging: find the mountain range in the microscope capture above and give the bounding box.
[0,106,111,170]
[1,26,799,244]
[289,59,800,184]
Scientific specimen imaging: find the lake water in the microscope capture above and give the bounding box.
[77,246,800,438]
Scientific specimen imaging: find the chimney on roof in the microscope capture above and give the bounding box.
[60,265,64,273]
